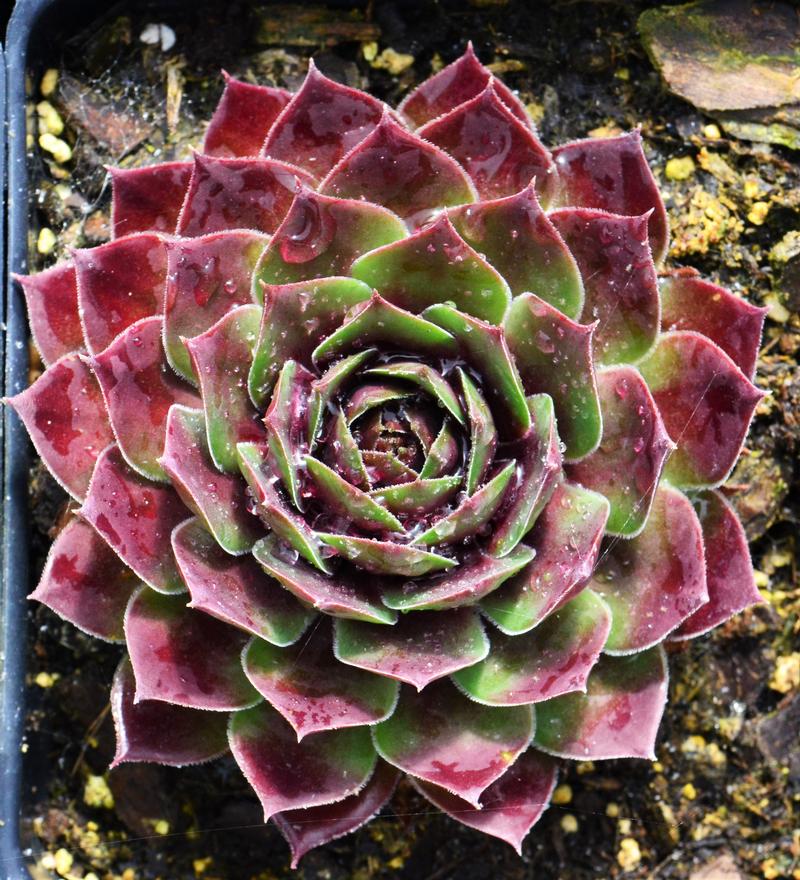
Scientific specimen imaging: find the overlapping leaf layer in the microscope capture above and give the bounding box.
[11,44,765,863]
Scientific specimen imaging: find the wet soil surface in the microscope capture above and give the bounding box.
[17,1,800,878]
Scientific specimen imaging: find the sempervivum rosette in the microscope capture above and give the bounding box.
[9,45,767,862]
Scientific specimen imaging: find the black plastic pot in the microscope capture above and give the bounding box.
[1,3,109,876]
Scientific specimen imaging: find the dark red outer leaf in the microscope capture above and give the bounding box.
[320,112,476,228]
[111,657,230,767]
[262,60,384,179]
[124,586,258,710]
[80,445,189,594]
[15,263,84,365]
[242,622,398,738]
[203,72,291,158]
[398,42,531,129]
[109,162,192,238]
[418,85,556,203]
[659,268,767,380]
[5,354,113,500]
[275,762,400,869]
[228,700,377,820]
[638,331,764,488]
[90,316,200,482]
[550,208,660,365]
[591,485,708,653]
[552,130,669,263]
[567,365,674,537]
[372,680,534,807]
[173,518,313,646]
[29,517,139,642]
[176,153,314,236]
[73,233,168,354]
[412,750,558,855]
[673,490,764,639]
[163,229,267,381]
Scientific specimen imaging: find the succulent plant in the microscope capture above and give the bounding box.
[9,45,767,862]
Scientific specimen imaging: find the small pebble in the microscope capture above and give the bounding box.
[140,23,176,51]
[37,228,57,255]
[39,132,72,164]
[748,201,770,225]
[551,784,573,805]
[40,68,59,96]
[617,838,642,871]
[665,156,695,180]
[560,814,578,833]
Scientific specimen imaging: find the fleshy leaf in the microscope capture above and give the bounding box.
[161,406,261,554]
[370,476,462,515]
[109,162,192,238]
[255,186,406,285]
[111,657,229,767]
[489,394,562,557]
[163,230,267,381]
[481,481,610,635]
[236,442,329,573]
[203,73,291,158]
[550,208,660,365]
[185,305,264,473]
[533,647,668,760]
[80,445,188,594]
[345,381,412,423]
[321,113,476,228]
[90,316,200,482]
[382,545,534,612]
[308,350,376,449]
[228,700,377,820]
[567,365,674,537]
[312,292,458,365]
[373,680,533,807]
[459,370,496,493]
[413,461,516,548]
[413,750,557,855]
[327,409,370,489]
[318,533,456,577]
[74,233,167,354]
[659,270,766,380]
[505,293,601,461]
[423,304,529,437]
[364,450,419,485]
[305,456,405,533]
[125,586,258,710]
[264,361,314,510]
[29,517,139,642]
[263,60,384,179]
[591,484,707,653]
[334,609,489,690]
[243,626,398,737]
[674,490,764,639]
[449,184,583,317]
[419,420,461,479]
[176,154,313,236]
[275,762,399,870]
[366,362,465,426]
[15,263,83,365]
[173,518,313,646]
[351,216,509,324]
[253,533,397,625]
[454,590,611,704]
[249,277,372,406]
[398,42,530,128]
[638,331,763,488]
[552,130,669,264]
[419,85,556,203]
[5,354,113,500]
